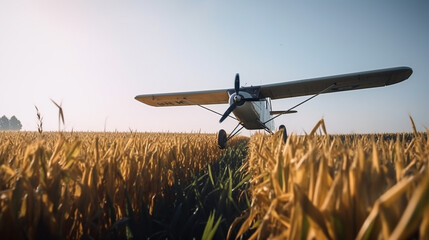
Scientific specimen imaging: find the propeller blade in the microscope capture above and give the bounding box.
[235,73,240,94]
[219,102,237,123]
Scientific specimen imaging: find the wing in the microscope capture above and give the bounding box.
[135,89,229,106]
[259,66,412,99]
[136,66,412,106]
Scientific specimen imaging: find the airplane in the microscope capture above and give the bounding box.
[135,66,412,149]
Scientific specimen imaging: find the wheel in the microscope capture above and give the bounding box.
[217,129,227,149]
[279,125,287,143]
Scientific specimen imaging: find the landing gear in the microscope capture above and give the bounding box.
[279,125,287,143]
[217,129,227,149]
[217,122,245,149]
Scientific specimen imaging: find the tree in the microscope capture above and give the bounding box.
[0,115,23,131]
[0,115,9,130]
[9,116,22,131]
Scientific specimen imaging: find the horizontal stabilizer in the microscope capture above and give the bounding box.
[270,110,297,115]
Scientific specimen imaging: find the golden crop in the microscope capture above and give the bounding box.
[0,132,226,239]
[1,118,428,239]
[235,119,429,240]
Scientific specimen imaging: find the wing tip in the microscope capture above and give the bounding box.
[386,66,413,86]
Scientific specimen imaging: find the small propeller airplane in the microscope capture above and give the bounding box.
[135,66,412,148]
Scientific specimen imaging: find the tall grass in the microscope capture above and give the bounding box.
[234,119,429,239]
[1,118,428,239]
[0,132,246,239]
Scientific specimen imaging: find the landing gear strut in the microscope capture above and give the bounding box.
[218,124,287,149]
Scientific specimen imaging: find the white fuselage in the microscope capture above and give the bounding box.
[229,92,275,131]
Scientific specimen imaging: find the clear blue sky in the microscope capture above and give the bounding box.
[1,1,428,134]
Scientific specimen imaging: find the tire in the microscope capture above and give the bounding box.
[279,125,287,143]
[218,129,227,149]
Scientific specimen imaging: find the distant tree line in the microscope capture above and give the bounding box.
[0,115,22,131]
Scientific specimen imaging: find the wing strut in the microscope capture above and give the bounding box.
[264,83,336,124]
[184,98,237,121]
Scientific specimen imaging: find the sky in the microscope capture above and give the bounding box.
[1,1,428,134]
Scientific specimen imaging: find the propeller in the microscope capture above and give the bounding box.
[219,73,260,123]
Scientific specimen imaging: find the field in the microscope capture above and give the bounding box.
[1,119,428,239]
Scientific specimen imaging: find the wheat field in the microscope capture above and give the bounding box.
[0,132,248,239]
[234,119,429,240]
[1,119,428,239]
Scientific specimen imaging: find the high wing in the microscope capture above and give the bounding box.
[135,89,229,106]
[135,66,412,107]
[259,66,412,99]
